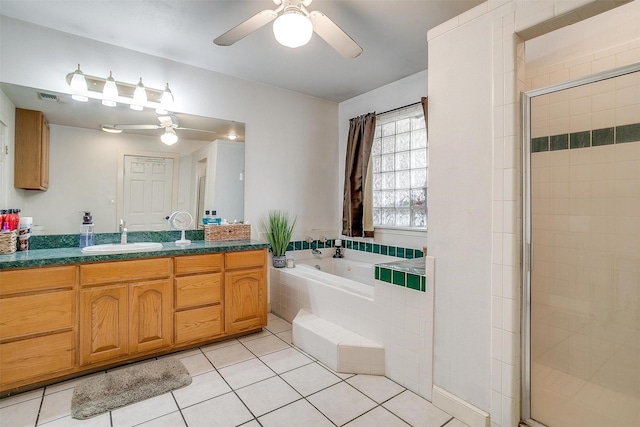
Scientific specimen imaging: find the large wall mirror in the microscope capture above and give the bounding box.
[1,82,245,235]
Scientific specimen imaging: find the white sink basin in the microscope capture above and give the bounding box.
[81,242,164,254]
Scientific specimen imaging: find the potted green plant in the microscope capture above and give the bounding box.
[262,210,297,268]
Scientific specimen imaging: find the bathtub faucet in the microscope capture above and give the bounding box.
[333,245,343,258]
[311,247,322,255]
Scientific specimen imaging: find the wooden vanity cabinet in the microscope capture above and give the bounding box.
[224,250,267,334]
[0,266,76,390]
[14,108,50,190]
[173,254,224,344]
[79,258,172,366]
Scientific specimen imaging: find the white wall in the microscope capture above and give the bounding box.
[428,11,494,413]
[0,16,339,239]
[338,70,428,249]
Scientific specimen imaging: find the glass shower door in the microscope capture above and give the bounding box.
[526,70,640,427]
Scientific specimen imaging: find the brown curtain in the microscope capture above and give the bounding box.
[421,96,428,133]
[342,112,376,237]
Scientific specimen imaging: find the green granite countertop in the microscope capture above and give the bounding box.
[0,240,269,270]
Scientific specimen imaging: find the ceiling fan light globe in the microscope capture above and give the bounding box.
[161,128,178,145]
[273,12,312,48]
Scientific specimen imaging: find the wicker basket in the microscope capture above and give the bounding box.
[0,230,18,254]
[204,224,251,242]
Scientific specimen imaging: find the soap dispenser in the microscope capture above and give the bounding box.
[79,211,94,248]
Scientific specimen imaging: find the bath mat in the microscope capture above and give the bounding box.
[71,358,192,419]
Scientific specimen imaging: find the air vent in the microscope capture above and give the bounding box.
[37,92,59,102]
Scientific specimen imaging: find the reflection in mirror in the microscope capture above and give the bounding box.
[1,83,245,234]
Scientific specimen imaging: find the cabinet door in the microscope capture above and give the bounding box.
[130,279,172,353]
[224,269,266,334]
[80,285,128,366]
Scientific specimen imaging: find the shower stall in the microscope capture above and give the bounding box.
[522,64,640,426]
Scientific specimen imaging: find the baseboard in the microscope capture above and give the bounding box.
[432,385,490,427]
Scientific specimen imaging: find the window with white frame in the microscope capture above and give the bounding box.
[371,103,428,228]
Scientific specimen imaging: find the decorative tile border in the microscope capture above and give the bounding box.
[531,122,640,153]
[287,238,424,259]
[375,265,426,292]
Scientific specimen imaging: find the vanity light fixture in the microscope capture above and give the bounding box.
[160,128,178,145]
[272,8,313,48]
[65,65,175,112]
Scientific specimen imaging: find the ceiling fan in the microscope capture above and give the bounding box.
[101,115,216,145]
[214,0,362,59]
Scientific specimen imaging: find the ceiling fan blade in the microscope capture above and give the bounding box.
[114,124,160,130]
[214,9,278,46]
[309,11,362,59]
[176,127,217,134]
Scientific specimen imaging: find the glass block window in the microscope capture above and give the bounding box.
[371,104,427,228]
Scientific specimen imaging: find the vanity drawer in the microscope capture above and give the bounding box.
[174,254,223,274]
[0,331,75,388]
[80,258,171,285]
[175,273,222,309]
[225,250,266,270]
[175,305,222,344]
[0,266,76,296]
[0,290,74,341]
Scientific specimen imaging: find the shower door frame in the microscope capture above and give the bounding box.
[520,62,640,427]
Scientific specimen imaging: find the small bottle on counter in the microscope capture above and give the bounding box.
[203,210,211,225]
[18,216,32,251]
[211,210,221,225]
[79,211,94,248]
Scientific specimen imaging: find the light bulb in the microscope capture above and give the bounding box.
[102,71,118,107]
[227,134,237,140]
[161,128,178,145]
[273,11,313,48]
[160,83,174,110]
[70,64,88,93]
[133,77,147,104]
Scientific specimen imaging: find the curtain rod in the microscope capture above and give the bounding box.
[377,101,421,116]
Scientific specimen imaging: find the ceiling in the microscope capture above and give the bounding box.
[0,0,483,103]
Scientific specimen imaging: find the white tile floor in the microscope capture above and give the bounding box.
[0,313,469,427]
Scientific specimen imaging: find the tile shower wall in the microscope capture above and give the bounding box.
[530,139,640,426]
[529,71,640,147]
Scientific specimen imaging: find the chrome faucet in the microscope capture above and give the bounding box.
[119,219,127,244]
[311,247,322,255]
